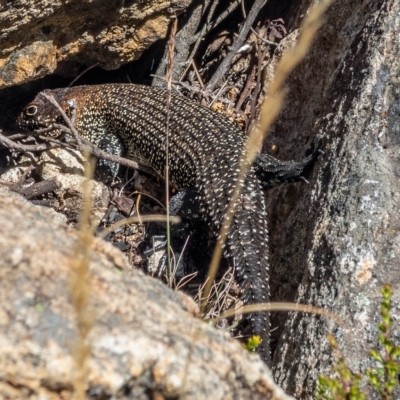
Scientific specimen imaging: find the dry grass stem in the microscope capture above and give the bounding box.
[215,302,347,330]
[98,214,181,239]
[167,234,191,288]
[201,0,332,313]
[199,269,236,320]
[135,192,143,224]
[69,153,96,400]
[130,191,166,211]
[69,62,100,87]
[175,271,198,291]
[164,16,178,276]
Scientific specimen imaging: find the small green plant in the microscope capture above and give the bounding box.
[366,284,400,399]
[317,284,400,400]
[243,335,262,352]
[317,335,366,400]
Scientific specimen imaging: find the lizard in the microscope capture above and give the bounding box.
[17,83,321,365]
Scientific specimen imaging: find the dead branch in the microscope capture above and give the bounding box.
[250,27,278,46]
[152,1,208,87]
[182,0,241,82]
[9,178,61,200]
[206,0,267,93]
[51,123,157,177]
[39,93,82,147]
[0,131,60,152]
[30,199,59,207]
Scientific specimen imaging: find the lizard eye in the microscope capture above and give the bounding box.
[25,105,38,116]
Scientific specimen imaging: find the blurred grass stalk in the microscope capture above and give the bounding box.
[69,153,96,400]
[68,161,181,398]
[217,302,347,329]
[201,0,332,312]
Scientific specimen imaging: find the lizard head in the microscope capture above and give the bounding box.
[17,89,75,136]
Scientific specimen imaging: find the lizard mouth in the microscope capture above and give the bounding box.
[16,115,52,131]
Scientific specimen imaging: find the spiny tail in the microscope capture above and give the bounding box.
[199,162,271,364]
[227,172,270,364]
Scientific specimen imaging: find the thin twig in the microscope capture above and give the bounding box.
[240,0,278,47]
[249,34,269,125]
[171,234,191,288]
[4,133,33,141]
[208,79,229,107]
[80,136,156,176]
[130,191,166,211]
[1,128,157,179]
[6,126,56,140]
[118,170,138,197]
[180,0,246,85]
[251,27,278,47]
[199,268,235,319]
[0,131,60,152]
[190,59,204,89]
[241,0,246,18]
[39,93,82,147]
[68,62,99,87]
[235,64,257,112]
[151,75,212,99]
[38,134,73,148]
[135,193,143,225]
[50,124,157,176]
[175,271,198,291]
[205,0,243,35]
[7,178,61,200]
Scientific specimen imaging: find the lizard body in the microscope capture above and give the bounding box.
[18,83,320,364]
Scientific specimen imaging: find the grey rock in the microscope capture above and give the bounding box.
[0,187,291,400]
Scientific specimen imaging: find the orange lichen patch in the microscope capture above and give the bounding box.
[355,256,375,284]
[0,41,57,88]
[131,16,170,53]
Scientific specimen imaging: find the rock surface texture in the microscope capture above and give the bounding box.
[0,0,190,88]
[262,0,400,398]
[1,0,400,398]
[0,187,291,400]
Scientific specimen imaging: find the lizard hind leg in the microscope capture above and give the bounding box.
[145,188,209,282]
